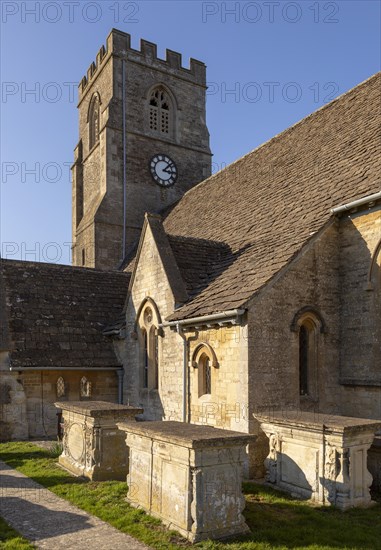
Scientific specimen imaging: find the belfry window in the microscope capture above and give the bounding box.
[137,300,161,390]
[149,87,172,136]
[89,94,100,150]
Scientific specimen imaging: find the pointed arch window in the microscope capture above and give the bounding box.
[136,299,161,390]
[201,354,212,396]
[367,237,381,291]
[89,94,100,150]
[142,328,149,388]
[291,307,325,400]
[192,343,218,398]
[299,324,310,396]
[149,326,159,390]
[148,87,173,136]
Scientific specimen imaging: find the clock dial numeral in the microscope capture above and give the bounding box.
[149,154,178,187]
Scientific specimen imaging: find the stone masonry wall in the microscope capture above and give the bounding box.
[124,222,183,420]
[188,325,249,434]
[0,368,119,439]
[339,205,381,460]
[246,224,341,475]
[123,224,249,435]
[246,208,381,421]
[248,223,341,421]
[72,47,114,268]
[339,206,381,415]
[0,353,28,441]
[73,29,211,270]
[247,211,381,476]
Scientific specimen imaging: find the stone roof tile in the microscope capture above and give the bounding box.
[0,260,130,368]
[164,73,381,321]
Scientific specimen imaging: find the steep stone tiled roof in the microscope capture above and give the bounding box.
[167,235,240,299]
[164,72,381,320]
[0,260,130,368]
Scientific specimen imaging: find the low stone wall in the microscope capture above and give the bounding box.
[55,401,143,481]
[255,411,381,510]
[118,420,255,542]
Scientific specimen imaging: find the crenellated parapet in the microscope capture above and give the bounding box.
[78,28,206,100]
[73,28,211,270]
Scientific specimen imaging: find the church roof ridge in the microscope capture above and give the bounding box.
[0,257,130,276]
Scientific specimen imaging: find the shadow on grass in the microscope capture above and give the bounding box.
[231,482,381,550]
[24,474,87,489]
[0,449,48,465]
[0,446,87,489]
[2,443,381,550]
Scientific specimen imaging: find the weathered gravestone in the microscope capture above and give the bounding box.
[118,420,255,542]
[255,410,381,509]
[55,401,143,480]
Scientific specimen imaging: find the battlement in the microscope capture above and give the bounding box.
[78,29,206,99]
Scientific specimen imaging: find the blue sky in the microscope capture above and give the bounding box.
[1,0,380,265]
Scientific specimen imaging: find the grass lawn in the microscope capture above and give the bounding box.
[0,441,380,550]
[0,517,34,550]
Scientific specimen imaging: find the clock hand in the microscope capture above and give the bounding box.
[163,164,174,174]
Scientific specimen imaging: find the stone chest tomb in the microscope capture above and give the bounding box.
[256,411,381,510]
[56,401,142,480]
[118,420,255,542]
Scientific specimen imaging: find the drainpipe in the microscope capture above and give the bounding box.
[186,330,199,422]
[122,58,127,263]
[176,323,187,423]
[160,310,245,422]
[117,368,124,404]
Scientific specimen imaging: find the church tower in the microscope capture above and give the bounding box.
[72,29,212,269]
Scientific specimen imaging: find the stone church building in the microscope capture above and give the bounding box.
[1,30,380,480]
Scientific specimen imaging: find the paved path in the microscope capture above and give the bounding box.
[0,460,151,549]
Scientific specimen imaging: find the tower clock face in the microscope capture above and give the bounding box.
[150,154,178,187]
